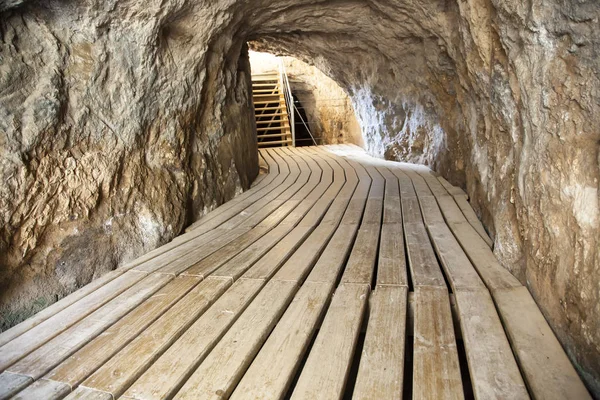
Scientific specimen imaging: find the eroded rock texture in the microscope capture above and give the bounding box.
[282,57,362,146]
[1,0,598,394]
[0,2,258,327]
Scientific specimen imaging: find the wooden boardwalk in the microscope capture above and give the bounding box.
[0,145,591,400]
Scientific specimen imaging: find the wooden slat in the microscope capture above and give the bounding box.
[257,125,290,132]
[494,286,592,400]
[0,372,32,399]
[185,148,292,234]
[0,269,126,348]
[258,139,293,146]
[181,150,324,279]
[230,281,332,400]
[353,286,408,399]
[122,278,264,400]
[64,386,112,400]
[9,379,69,400]
[299,225,357,284]
[426,225,484,290]
[0,270,148,372]
[1,145,588,400]
[454,289,529,399]
[449,222,520,291]
[403,222,446,287]
[290,284,369,400]
[185,149,282,232]
[340,223,380,285]
[81,277,231,397]
[6,273,174,379]
[438,176,467,197]
[43,276,200,388]
[453,195,493,247]
[172,280,298,400]
[209,225,300,280]
[413,286,463,400]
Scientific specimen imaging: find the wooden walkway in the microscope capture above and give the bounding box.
[0,146,591,400]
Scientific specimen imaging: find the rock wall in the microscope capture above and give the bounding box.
[0,2,258,329]
[1,0,598,394]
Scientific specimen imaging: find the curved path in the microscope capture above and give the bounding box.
[0,146,591,400]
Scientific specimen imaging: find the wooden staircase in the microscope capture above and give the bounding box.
[252,72,293,147]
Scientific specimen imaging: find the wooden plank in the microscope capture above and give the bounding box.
[210,225,301,280]
[258,139,292,146]
[417,195,447,226]
[450,222,521,291]
[231,281,332,400]
[454,289,529,399]
[184,149,281,232]
[171,226,271,276]
[235,226,313,281]
[454,195,493,247]
[0,372,32,399]
[63,386,112,400]
[9,379,70,400]
[290,284,369,400]
[438,176,467,197]
[0,269,126,348]
[44,276,201,387]
[6,273,174,379]
[181,150,325,279]
[172,280,298,400]
[340,223,380,286]
[402,197,424,224]
[436,195,468,225]
[377,223,408,287]
[403,223,446,287]
[423,172,492,247]
[300,224,358,284]
[353,286,408,399]
[122,278,264,400]
[417,173,444,198]
[494,286,591,400]
[426,224,484,291]
[81,277,231,397]
[0,270,147,372]
[378,167,402,224]
[185,148,293,235]
[413,286,463,400]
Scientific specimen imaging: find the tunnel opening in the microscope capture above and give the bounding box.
[248,50,362,148]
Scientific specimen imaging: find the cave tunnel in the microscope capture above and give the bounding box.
[0,0,599,398]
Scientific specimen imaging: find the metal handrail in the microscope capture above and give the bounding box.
[293,103,318,146]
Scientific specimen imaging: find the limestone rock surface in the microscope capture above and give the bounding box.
[1,0,598,394]
[0,1,258,328]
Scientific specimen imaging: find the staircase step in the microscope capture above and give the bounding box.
[257,125,290,132]
[252,83,279,87]
[254,100,285,105]
[257,139,292,147]
[253,89,279,94]
[255,106,287,112]
[252,77,279,82]
[257,133,292,139]
[253,94,282,98]
[255,112,286,118]
[256,120,284,125]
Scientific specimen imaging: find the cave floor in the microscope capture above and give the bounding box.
[0,145,590,400]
